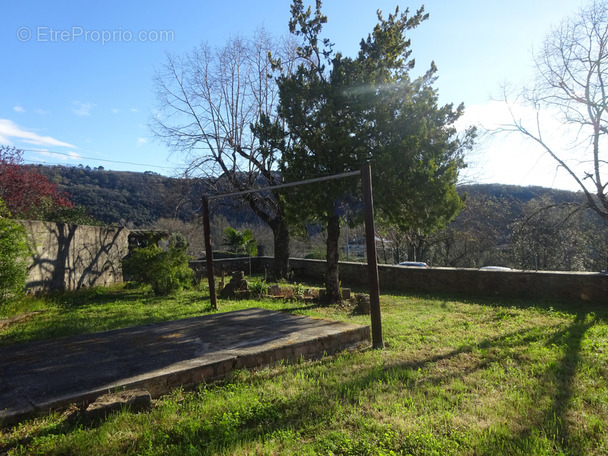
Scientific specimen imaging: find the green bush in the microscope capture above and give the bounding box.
[222,227,257,256]
[0,199,29,306]
[248,279,269,297]
[122,233,193,295]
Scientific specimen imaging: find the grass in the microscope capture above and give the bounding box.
[1,283,608,455]
[0,284,217,346]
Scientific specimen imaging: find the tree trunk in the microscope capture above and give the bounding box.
[270,217,290,280]
[246,193,290,280]
[325,214,341,303]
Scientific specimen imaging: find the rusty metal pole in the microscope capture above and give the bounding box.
[201,196,218,310]
[361,163,384,349]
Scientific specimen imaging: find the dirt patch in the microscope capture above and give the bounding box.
[268,284,318,302]
[0,311,44,331]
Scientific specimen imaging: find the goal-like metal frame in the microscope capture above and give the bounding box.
[201,163,383,349]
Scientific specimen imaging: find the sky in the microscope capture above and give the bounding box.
[0,0,586,191]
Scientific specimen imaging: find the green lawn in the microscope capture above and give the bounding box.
[1,284,607,455]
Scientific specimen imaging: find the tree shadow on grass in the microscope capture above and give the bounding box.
[384,288,608,321]
[1,306,600,455]
[386,311,596,456]
[481,312,597,456]
[173,315,597,455]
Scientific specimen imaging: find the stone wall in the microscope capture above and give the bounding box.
[193,257,608,304]
[19,221,129,292]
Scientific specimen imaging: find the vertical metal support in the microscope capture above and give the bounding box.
[361,163,384,349]
[202,196,218,310]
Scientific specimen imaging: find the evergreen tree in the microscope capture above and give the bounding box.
[274,1,475,302]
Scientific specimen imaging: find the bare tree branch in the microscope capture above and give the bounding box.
[150,28,298,278]
[499,1,608,220]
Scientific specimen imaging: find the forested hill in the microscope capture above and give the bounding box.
[32,165,185,226]
[31,164,260,227]
[461,183,583,205]
[32,164,586,228]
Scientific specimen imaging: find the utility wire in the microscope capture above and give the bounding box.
[19,148,176,170]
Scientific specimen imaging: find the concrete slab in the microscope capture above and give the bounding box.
[0,308,370,426]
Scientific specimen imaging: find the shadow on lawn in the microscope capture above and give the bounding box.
[169,313,597,455]
[1,298,600,455]
[486,312,596,456]
[103,318,605,453]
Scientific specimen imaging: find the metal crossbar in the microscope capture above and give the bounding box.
[206,170,361,200]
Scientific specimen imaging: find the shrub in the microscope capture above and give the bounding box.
[122,233,193,295]
[222,227,257,256]
[0,199,29,305]
[248,279,269,297]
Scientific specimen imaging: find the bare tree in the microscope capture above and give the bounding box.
[151,28,297,278]
[501,1,608,220]
[512,196,589,271]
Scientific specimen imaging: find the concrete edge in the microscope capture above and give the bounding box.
[1,325,370,427]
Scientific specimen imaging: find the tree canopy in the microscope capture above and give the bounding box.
[151,29,297,278]
[273,1,476,301]
[222,227,258,256]
[0,147,74,220]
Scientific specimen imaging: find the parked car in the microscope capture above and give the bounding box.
[479,266,512,271]
[398,261,429,268]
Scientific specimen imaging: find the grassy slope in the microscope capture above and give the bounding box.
[1,284,607,455]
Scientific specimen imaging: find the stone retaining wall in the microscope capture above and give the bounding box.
[191,257,608,304]
[19,221,129,292]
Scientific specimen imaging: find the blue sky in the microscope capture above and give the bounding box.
[1,0,583,189]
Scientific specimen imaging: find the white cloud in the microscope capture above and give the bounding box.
[13,106,50,115]
[72,101,96,117]
[137,137,147,146]
[0,119,76,148]
[34,149,82,162]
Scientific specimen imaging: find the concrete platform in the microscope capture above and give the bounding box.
[0,308,370,427]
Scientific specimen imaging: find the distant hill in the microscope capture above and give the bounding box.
[32,164,589,228]
[460,182,585,204]
[29,164,607,271]
[30,165,259,228]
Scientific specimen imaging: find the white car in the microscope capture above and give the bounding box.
[398,261,429,268]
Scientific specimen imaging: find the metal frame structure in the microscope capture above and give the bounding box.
[201,163,384,349]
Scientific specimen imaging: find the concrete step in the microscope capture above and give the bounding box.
[0,308,370,427]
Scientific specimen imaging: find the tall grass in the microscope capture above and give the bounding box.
[1,284,607,455]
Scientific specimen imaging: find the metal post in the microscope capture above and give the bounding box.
[201,197,218,310]
[361,163,384,349]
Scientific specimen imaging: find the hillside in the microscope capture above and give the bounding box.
[30,164,607,271]
[34,164,589,228]
[32,165,258,228]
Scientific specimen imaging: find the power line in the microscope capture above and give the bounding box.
[19,148,176,170]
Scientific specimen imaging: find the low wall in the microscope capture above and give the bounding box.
[192,257,608,304]
[20,221,129,292]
